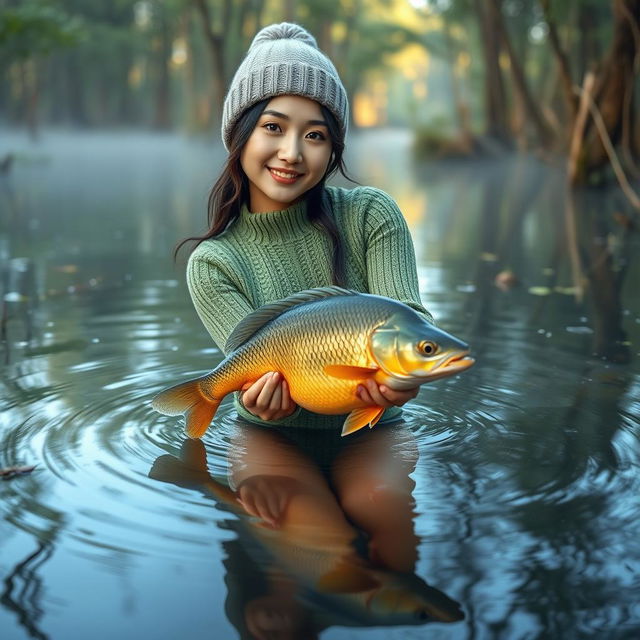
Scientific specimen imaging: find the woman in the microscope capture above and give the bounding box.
[183,22,434,428]
[175,24,437,636]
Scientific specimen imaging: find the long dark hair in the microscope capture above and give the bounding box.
[174,98,355,286]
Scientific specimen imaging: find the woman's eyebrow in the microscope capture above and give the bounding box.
[261,109,328,127]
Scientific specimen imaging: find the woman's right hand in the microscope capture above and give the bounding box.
[240,371,297,421]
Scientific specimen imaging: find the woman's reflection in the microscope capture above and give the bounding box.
[150,421,463,638]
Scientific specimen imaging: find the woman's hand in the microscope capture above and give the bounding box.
[240,371,297,421]
[236,474,298,528]
[356,378,420,408]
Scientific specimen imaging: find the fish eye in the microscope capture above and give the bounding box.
[418,340,437,356]
[415,609,431,621]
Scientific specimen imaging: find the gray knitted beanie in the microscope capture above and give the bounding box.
[221,22,349,150]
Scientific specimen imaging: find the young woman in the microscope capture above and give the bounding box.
[176,23,438,635]
[183,22,434,429]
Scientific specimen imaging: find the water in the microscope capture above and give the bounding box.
[1,129,639,639]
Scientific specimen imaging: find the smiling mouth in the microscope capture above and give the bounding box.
[267,167,304,183]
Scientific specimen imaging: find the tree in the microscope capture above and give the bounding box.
[0,1,84,137]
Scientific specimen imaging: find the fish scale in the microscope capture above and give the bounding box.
[216,295,383,412]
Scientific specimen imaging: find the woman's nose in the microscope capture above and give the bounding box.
[278,135,302,164]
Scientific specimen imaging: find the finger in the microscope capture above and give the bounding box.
[237,489,258,518]
[245,488,276,527]
[255,372,280,409]
[280,379,294,412]
[356,384,375,405]
[264,490,282,526]
[269,381,283,411]
[364,379,393,408]
[380,384,420,406]
[242,372,272,407]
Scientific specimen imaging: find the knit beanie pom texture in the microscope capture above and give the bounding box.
[250,22,318,49]
[221,22,348,150]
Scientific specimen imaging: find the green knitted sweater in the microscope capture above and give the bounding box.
[186,185,433,429]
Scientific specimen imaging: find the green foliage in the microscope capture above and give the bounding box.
[412,116,455,157]
[347,20,421,77]
[0,1,85,60]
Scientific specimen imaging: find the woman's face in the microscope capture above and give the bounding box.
[240,95,333,213]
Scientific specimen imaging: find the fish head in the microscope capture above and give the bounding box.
[370,312,474,386]
[357,569,464,625]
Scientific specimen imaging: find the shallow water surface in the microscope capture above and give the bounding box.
[1,130,639,639]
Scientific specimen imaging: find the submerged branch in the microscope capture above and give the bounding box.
[568,72,595,185]
[573,82,640,209]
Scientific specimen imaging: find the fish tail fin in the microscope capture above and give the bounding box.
[151,379,221,439]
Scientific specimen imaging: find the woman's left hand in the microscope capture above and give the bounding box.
[356,379,420,408]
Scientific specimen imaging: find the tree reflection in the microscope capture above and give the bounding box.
[1,541,52,640]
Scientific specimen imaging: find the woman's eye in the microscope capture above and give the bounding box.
[307,131,326,140]
[263,123,281,132]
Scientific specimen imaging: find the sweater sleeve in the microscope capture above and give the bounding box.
[186,247,255,352]
[360,188,435,324]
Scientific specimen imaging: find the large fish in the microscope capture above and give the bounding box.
[152,287,474,437]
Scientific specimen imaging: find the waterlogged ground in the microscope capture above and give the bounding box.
[1,129,639,639]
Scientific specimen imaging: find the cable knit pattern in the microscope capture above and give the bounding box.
[186,185,434,429]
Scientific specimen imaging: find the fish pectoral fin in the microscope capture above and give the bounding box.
[324,364,379,380]
[341,406,385,436]
[317,561,381,594]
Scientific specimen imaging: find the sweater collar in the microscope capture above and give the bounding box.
[234,200,310,242]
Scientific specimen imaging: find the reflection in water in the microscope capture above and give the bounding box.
[1,542,52,640]
[149,429,463,638]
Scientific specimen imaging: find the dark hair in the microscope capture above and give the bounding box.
[174,98,355,286]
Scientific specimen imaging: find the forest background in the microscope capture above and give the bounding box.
[0,0,639,187]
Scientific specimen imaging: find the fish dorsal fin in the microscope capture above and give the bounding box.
[224,286,358,352]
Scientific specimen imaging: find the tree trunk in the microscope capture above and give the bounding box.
[153,3,172,130]
[443,16,472,147]
[539,0,578,124]
[65,52,90,126]
[576,4,600,81]
[473,0,510,143]
[336,0,362,130]
[582,0,640,172]
[487,0,554,148]
[193,0,229,123]
[284,0,296,22]
[24,60,40,141]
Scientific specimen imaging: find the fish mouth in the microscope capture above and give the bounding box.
[428,352,475,380]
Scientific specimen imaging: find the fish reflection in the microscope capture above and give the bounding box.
[149,424,463,637]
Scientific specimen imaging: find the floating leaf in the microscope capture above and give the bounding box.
[54,264,79,274]
[528,286,552,296]
[0,465,37,480]
[495,269,518,290]
[554,286,580,295]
